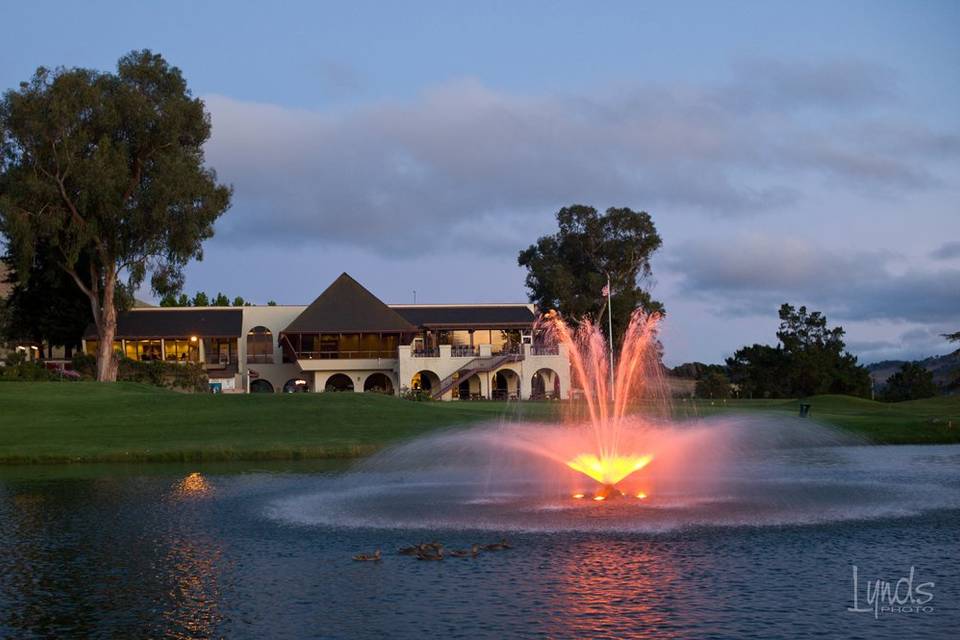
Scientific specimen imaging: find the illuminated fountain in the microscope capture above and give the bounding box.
[270,310,956,533]
[541,309,664,500]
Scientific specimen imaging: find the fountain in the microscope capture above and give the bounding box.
[269,310,959,533]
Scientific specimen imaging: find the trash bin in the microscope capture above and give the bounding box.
[799,403,811,418]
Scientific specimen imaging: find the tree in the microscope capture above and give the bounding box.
[726,304,870,399]
[881,362,939,402]
[267,300,277,306]
[212,292,230,306]
[518,205,663,343]
[726,343,792,399]
[191,291,210,307]
[232,296,245,307]
[0,50,231,381]
[775,304,870,397]
[695,372,731,399]
[2,246,90,356]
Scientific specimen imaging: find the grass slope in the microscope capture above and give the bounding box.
[0,382,559,464]
[678,394,960,444]
[1,383,957,464]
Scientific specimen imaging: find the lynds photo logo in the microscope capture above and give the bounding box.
[848,565,935,619]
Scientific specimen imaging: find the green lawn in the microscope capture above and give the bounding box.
[672,394,960,444]
[0,382,957,464]
[0,382,560,464]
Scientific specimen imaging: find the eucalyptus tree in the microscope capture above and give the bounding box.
[0,50,231,380]
[518,204,663,344]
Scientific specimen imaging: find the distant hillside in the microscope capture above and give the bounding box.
[867,349,960,389]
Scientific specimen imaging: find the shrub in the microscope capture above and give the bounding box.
[1,352,64,382]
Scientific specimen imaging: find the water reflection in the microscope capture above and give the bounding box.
[543,539,690,639]
[170,472,214,500]
[0,474,227,638]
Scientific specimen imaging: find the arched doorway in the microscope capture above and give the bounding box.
[456,374,481,400]
[283,377,309,393]
[325,373,354,392]
[250,379,274,393]
[492,369,519,400]
[411,370,440,393]
[364,373,394,394]
[246,326,274,363]
[531,368,559,400]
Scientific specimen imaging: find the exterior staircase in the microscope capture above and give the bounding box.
[432,353,523,399]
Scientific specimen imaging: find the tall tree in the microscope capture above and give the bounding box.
[881,362,939,402]
[727,304,870,398]
[2,246,90,356]
[0,51,231,380]
[518,205,663,342]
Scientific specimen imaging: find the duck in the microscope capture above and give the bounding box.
[353,549,382,562]
[416,544,444,561]
[397,544,420,556]
[449,544,481,558]
[482,538,512,551]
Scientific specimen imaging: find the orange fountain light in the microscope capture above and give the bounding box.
[565,453,653,486]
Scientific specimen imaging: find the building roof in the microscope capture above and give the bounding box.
[283,273,417,334]
[83,308,243,339]
[391,305,535,329]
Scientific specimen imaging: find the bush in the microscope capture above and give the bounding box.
[695,372,732,399]
[69,353,208,392]
[399,385,434,401]
[117,358,208,392]
[1,352,66,382]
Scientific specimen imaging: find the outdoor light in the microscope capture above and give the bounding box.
[190,336,198,342]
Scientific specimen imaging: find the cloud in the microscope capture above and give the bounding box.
[931,241,960,260]
[200,57,960,257]
[667,234,960,324]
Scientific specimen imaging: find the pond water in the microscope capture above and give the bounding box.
[1,446,958,639]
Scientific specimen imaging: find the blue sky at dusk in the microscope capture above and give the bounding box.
[2,0,957,365]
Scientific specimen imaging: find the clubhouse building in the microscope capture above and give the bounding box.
[81,273,570,400]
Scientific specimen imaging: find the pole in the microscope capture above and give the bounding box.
[606,272,614,402]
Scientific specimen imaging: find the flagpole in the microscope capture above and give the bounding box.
[606,272,614,402]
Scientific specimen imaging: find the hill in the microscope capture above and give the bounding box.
[866,349,960,389]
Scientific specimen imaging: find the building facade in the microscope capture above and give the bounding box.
[81,273,570,400]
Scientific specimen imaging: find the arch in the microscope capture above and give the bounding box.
[364,373,394,394]
[283,377,310,393]
[325,373,354,392]
[247,326,274,364]
[456,374,481,400]
[410,370,440,393]
[492,369,520,400]
[250,378,274,393]
[531,368,560,400]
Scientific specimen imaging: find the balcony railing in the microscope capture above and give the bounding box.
[246,353,274,364]
[412,348,440,358]
[531,345,560,356]
[450,345,479,357]
[296,350,397,360]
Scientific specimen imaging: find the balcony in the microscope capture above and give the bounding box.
[295,350,397,360]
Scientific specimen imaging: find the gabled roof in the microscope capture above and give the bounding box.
[391,305,535,329]
[283,273,417,334]
[83,308,243,339]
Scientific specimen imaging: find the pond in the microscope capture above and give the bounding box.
[1,447,957,639]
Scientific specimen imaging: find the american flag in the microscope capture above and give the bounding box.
[601,283,610,297]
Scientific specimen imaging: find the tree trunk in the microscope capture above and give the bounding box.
[95,271,119,382]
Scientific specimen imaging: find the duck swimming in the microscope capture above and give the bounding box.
[449,544,481,558]
[482,539,512,551]
[353,549,382,561]
[416,544,444,561]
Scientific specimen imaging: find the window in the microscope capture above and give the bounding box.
[247,326,274,364]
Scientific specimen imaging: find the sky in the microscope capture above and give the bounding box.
[2,0,958,366]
